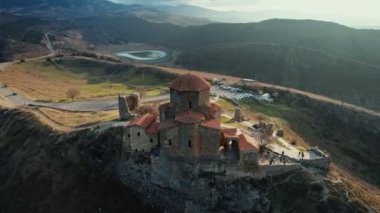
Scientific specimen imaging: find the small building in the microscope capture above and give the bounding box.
[238,134,259,162]
[124,113,159,152]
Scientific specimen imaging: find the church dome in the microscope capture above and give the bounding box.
[169,73,211,92]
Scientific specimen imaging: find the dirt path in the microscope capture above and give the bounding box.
[143,64,380,118]
[19,106,73,132]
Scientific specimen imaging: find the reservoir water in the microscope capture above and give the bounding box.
[114,50,168,63]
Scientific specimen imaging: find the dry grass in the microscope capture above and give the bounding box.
[0,94,16,108]
[140,64,241,84]
[39,107,119,127]
[0,60,134,102]
[329,164,380,212]
[216,98,237,115]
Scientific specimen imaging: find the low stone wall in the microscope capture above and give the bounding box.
[300,157,330,170]
[268,149,330,171]
[257,164,302,178]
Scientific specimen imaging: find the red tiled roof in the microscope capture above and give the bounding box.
[170,73,210,92]
[200,119,220,129]
[175,110,205,124]
[126,113,156,129]
[146,122,160,134]
[158,119,178,130]
[210,103,221,114]
[238,134,258,152]
[221,127,239,138]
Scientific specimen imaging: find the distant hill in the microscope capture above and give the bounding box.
[153,4,380,27]
[156,4,222,18]
[71,17,380,110]
[78,17,380,67]
[0,0,210,26]
[1,2,380,111]
[0,0,118,9]
[0,13,49,62]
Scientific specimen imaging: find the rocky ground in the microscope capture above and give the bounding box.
[0,107,375,212]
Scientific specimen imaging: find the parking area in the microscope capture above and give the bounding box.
[211,85,274,103]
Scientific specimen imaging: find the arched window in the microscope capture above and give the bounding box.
[188,140,192,148]
[169,139,172,146]
[137,132,140,136]
[189,101,192,109]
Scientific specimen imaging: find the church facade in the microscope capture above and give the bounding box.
[123,73,258,162]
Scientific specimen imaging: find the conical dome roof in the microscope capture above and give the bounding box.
[169,73,211,92]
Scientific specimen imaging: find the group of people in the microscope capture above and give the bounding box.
[269,151,287,165]
[298,151,305,159]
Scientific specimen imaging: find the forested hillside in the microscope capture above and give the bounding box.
[0,13,48,62]
[79,18,380,67]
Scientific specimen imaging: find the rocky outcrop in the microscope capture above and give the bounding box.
[0,108,372,212]
[0,108,158,213]
[117,152,368,212]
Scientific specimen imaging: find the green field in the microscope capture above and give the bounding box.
[1,58,174,102]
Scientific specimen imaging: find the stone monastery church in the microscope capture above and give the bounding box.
[124,73,258,162]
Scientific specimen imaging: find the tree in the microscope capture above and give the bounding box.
[258,133,271,154]
[66,88,80,101]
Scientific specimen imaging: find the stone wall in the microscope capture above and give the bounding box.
[300,158,330,170]
[239,151,259,172]
[118,95,131,121]
[160,125,180,155]
[199,126,221,156]
[178,123,199,157]
[269,149,330,171]
[257,164,302,177]
[170,89,210,113]
[125,126,156,152]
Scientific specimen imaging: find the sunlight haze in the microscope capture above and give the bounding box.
[111,0,380,27]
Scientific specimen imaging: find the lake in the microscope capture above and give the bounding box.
[114,50,169,63]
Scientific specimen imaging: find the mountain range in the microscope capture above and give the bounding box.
[1,0,380,111]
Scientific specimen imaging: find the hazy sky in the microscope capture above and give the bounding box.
[111,0,380,26]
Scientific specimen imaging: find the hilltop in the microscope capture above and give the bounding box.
[0,107,377,212]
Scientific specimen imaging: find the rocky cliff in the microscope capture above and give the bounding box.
[0,108,157,213]
[0,108,372,212]
[118,153,369,212]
